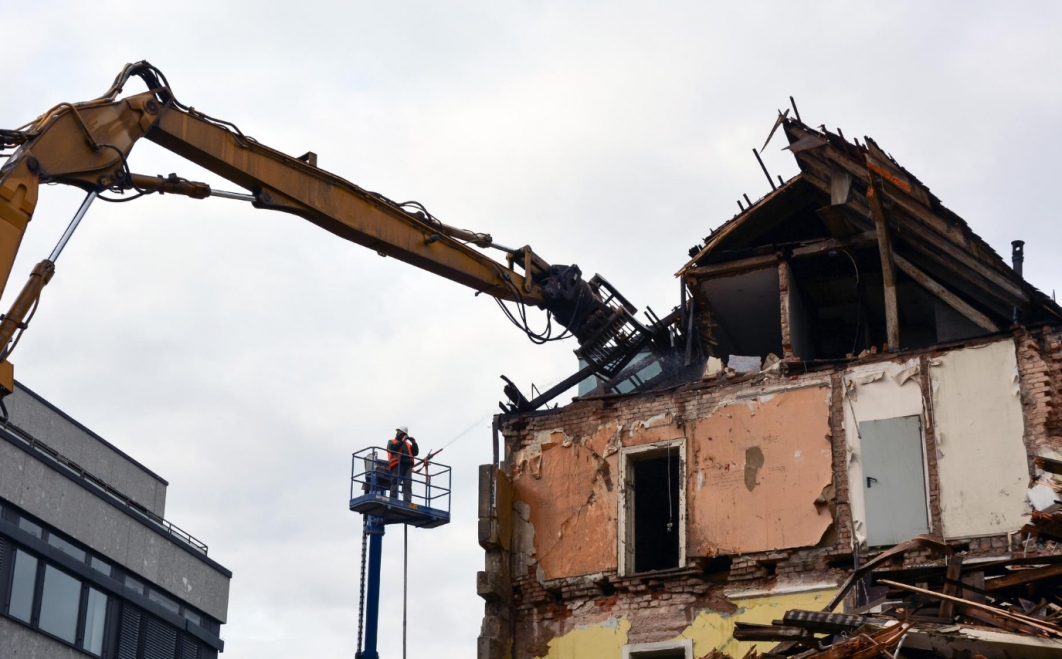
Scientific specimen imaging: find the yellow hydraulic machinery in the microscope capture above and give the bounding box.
[0,62,673,411]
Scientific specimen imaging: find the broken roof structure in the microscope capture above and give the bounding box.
[677,114,1061,369]
[475,108,1062,659]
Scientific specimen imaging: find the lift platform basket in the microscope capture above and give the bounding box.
[349,446,451,528]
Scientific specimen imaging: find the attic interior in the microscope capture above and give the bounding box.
[570,111,1061,402]
[677,116,1062,371]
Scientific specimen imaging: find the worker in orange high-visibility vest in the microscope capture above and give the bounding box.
[387,426,419,503]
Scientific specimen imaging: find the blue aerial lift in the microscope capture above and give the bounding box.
[349,447,451,659]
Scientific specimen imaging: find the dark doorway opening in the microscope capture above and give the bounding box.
[630,649,687,659]
[633,452,681,573]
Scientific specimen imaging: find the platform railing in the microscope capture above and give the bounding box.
[350,446,452,515]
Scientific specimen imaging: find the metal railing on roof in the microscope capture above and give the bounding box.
[1,422,209,555]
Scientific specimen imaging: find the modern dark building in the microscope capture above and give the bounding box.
[0,382,230,658]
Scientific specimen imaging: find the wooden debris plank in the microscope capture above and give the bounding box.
[684,253,779,278]
[1035,455,1062,476]
[791,230,877,258]
[804,623,908,659]
[878,578,1062,636]
[962,571,987,604]
[986,562,1062,591]
[940,554,964,620]
[822,535,952,613]
[960,604,1044,635]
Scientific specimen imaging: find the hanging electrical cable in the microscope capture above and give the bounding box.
[666,443,674,533]
[839,249,862,357]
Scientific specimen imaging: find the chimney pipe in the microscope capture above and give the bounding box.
[1012,240,1026,325]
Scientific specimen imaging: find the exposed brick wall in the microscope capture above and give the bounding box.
[917,355,946,537]
[1016,326,1062,459]
[828,372,854,550]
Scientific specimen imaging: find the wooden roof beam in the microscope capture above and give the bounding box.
[894,253,1000,332]
[867,174,901,352]
[799,166,1027,310]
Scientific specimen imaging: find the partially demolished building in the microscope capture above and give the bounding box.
[477,112,1062,658]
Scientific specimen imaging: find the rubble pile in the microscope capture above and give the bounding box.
[711,531,1062,658]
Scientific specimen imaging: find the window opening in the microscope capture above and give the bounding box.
[148,588,180,615]
[182,607,202,626]
[623,638,693,659]
[39,564,81,643]
[125,575,145,595]
[17,516,42,539]
[700,267,784,363]
[630,650,687,659]
[632,450,681,573]
[47,533,87,562]
[90,556,112,577]
[4,543,114,655]
[9,548,37,622]
[83,587,108,656]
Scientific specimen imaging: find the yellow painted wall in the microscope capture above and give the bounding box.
[535,590,835,658]
[679,589,837,658]
[542,618,630,659]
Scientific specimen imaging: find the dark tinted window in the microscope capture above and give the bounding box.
[9,548,38,622]
[47,533,87,562]
[84,587,109,656]
[17,516,42,539]
[125,575,145,595]
[39,565,81,643]
[90,556,112,577]
[148,588,180,615]
[183,608,202,626]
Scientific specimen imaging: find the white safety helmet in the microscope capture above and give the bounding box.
[396,426,409,436]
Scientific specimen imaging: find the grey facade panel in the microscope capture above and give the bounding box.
[6,384,167,517]
[0,616,82,658]
[0,446,229,622]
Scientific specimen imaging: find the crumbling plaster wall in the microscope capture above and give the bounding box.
[842,357,930,547]
[687,385,833,555]
[508,379,835,582]
[493,328,1062,659]
[930,339,1029,538]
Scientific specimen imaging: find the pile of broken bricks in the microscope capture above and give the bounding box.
[704,527,1062,658]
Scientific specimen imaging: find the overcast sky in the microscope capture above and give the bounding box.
[4,2,1062,657]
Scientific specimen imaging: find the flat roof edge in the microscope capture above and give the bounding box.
[0,427,231,578]
[14,380,169,486]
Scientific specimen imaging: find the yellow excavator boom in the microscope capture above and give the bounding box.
[0,62,654,398]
